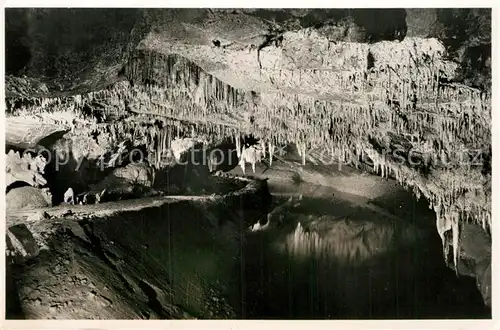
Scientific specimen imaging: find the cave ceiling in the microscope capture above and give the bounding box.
[4,8,492,266]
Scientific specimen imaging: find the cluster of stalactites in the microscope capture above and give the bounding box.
[123,51,246,113]
[5,41,492,269]
[251,90,489,160]
[7,52,253,126]
[364,144,491,272]
[434,207,491,273]
[6,46,490,159]
[100,116,243,168]
[6,94,84,118]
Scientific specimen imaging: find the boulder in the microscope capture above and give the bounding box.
[79,163,157,203]
[111,163,155,187]
[6,186,52,210]
[8,224,40,260]
[475,260,491,308]
[446,223,492,308]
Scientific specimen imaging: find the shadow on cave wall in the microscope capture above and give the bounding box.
[5,9,32,75]
[248,8,408,42]
[4,8,146,92]
[6,263,26,319]
[430,8,491,90]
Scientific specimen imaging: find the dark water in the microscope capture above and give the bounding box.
[240,194,491,319]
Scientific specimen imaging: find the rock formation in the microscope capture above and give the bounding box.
[4,8,492,314]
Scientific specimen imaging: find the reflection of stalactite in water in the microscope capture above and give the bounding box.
[279,220,399,265]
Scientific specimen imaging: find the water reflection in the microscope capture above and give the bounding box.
[255,195,426,265]
[281,218,397,265]
[243,194,489,319]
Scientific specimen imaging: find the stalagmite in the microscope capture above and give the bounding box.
[296,141,302,157]
[268,141,276,166]
[301,142,306,166]
[235,133,241,158]
[451,214,460,274]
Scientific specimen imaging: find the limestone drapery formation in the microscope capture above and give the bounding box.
[6,150,48,189]
[5,9,491,272]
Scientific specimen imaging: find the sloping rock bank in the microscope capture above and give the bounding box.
[6,179,271,319]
